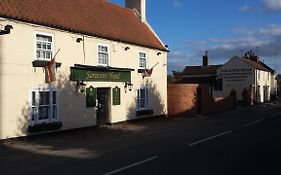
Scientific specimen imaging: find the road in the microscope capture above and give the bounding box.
[1,104,281,175]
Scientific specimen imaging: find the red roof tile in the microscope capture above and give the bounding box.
[0,0,167,51]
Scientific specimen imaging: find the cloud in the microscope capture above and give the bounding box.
[173,0,183,8]
[168,25,281,73]
[239,5,257,12]
[239,0,281,13]
[262,0,281,11]
[259,24,281,35]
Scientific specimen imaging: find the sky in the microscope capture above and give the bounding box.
[110,0,281,74]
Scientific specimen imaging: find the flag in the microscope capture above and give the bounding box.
[46,49,60,83]
[144,68,153,77]
[142,67,153,78]
[142,62,159,78]
[46,57,56,83]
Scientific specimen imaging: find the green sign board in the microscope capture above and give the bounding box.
[86,86,97,107]
[112,87,121,105]
[70,67,131,82]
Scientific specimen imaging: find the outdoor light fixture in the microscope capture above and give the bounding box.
[124,82,133,92]
[76,81,86,92]
[157,52,161,56]
[125,46,130,51]
[76,38,83,43]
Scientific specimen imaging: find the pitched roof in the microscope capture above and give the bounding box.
[0,0,167,51]
[181,65,223,76]
[241,58,272,72]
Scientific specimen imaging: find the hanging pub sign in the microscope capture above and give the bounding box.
[112,86,121,105]
[86,86,97,107]
[70,66,131,82]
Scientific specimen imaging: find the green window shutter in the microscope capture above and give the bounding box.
[86,86,97,107]
[112,87,121,105]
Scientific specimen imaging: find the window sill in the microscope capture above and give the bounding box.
[137,69,146,73]
[136,109,153,116]
[97,64,109,67]
[32,60,62,68]
[28,121,63,133]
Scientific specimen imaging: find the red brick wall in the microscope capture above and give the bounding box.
[168,84,235,117]
[168,84,199,117]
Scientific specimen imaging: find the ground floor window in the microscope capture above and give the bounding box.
[30,86,58,125]
[214,78,223,91]
[137,88,148,111]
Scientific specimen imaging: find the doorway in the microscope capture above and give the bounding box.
[97,88,110,126]
[196,87,202,114]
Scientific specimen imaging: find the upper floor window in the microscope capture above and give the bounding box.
[268,72,270,80]
[139,52,146,69]
[35,32,54,60]
[98,44,109,66]
[30,86,58,125]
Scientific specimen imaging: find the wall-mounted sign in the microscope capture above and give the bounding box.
[220,68,253,82]
[70,67,131,82]
[112,87,121,105]
[86,86,97,107]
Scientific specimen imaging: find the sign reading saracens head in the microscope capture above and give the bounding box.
[70,67,131,82]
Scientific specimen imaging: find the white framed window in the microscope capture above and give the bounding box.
[29,86,58,125]
[97,44,109,66]
[139,52,147,69]
[268,72,270,80]
[137,88,148,111]
[35,32,54,61]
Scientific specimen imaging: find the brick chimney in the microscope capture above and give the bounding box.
[203,50,208,67]
[125,0,146,21]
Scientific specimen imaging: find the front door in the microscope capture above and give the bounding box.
[97,88,109,126]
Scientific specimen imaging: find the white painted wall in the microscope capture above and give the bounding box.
[0,19,167,139]
[214,56,276,103]
[214,56,255,101]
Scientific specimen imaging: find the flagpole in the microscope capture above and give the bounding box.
[52,48,61,60]
[151,62,159,69]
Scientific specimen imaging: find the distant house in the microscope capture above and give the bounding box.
[215,52,276,102]
[0,0,168,139]
[174,51,277,103]
[173,51,223,96]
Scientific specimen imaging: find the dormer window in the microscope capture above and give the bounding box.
[98,44,109,66]
[35,32,54,61]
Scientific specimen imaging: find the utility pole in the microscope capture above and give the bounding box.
[274,53,278,73]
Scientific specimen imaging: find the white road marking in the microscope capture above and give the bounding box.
[269,112,281,118]
[103,156,158,175]
[189,130,233,147]
[244,119,265,128]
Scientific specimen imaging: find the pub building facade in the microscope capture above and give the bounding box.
[0,0,168,139]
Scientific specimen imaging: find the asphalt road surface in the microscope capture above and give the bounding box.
[1,103,281,175]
